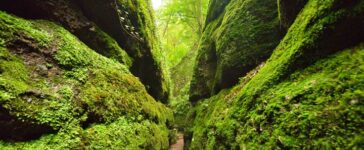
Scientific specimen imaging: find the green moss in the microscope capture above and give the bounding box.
[116,0,170,102]
[0,11,172,149]
[188,0,364,149]
[83,117,170,149]
[0,121,84,149]
[0,117,172,150]
[0,47,29,102]
[190,43,364,149]
[190,0,282,101]
[55,26,128,72]
[204,0,231,25]
[189,15,224,101]
[88,27,133,68]
[277,0,308,30]
[0,12,51,47]
[237,44,364,149]
[79,67,172,123]
[231,0,364,104]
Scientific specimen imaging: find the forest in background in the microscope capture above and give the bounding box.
[155,0,209,107]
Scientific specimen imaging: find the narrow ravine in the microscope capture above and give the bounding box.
[0,0,363,149]
[157,0,364,149]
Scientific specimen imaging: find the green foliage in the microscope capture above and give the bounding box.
[156,0,209,69]
[155,0,209,131]
[159,23,198,68]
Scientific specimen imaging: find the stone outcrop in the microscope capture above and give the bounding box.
[0,2,172,148]
[0,0,169,103]
[187,0,364,149]
[189,0,283,102]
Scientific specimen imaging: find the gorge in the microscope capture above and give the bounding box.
[0,0,363,149]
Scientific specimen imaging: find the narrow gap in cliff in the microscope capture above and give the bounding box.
[152,0,209,148]
[153,0,209,105]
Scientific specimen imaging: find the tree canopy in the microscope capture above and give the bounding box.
[156,0,209,68]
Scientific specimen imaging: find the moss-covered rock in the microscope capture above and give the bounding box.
[189,0,283,102]
[187,0,364,149]
[76,0,170,103]
[0,11,172,149]
[0,0,170,103]
[0,0,132,68]
[204,0,231,25]
[278,0,308,30]
[171,48,198,98]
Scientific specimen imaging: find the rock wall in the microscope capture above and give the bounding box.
[189,0,283,102]
[0,0,170,103]
[187,0,364,149]
[0,1,172,149]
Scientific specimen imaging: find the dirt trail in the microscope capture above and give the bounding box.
[169,133,184,150]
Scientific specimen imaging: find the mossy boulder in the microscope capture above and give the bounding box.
[0,11,172,149]
[0,0,170,103]
[187,0,364,149]
[0,0,132,68]
[76,0,170,102]
[189,0,283,102]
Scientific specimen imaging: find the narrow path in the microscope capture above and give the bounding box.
[169,133,184,150]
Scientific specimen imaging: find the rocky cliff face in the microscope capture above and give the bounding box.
[187,0,364,149]
[0,0,172,149]
[189,0,283,102]
[0,0,169,103]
